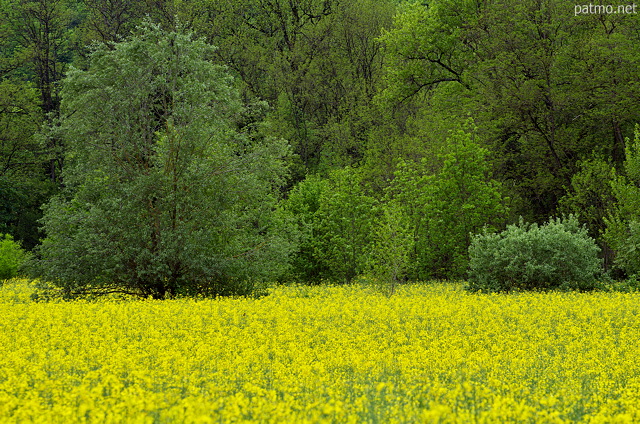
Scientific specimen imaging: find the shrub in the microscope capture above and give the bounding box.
[0,234,28,281]
[467,216,603,292]
[281,174,329,283]
[312,167,378,283]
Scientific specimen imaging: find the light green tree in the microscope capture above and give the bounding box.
[284,167,378,284]
[605,125,640,277]
[369,200,413,295]
[389,122,508,280]
[0,233,28,281]
[313,167,378,283]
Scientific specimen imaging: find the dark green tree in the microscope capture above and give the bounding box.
[33,22,294,298]
[182,0,394,176]
[378,0,640,221]
[0,78,55,249]
[1,0,81,185]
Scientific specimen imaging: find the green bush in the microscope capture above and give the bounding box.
[467,216,603,292]
[281,174,329,283]
[0,234,27,281]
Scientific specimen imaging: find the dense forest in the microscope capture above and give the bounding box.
[1,0,639,296]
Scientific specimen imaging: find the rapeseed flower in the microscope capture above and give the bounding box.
[0,279,639,422]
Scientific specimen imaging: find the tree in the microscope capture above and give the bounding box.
[182,0,395,176]
[313,167,378,283]
[388,122,508,280]
[604,125,640,277]
[0,233,28,280]
[1,0,80,184]
[559,157,616,268]
[0,78,55,248]
[378,0,640,222]
[33,22,294,298]
[79,0,145,44]
[284,166,378,283]
[369,200,412,295]
[280,173,329,283]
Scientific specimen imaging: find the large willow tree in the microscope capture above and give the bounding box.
[33,22,294,298]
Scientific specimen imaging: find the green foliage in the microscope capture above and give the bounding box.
[284,167,378,284]
[606,275,640,293]
[184,0,395,175]
[379,0,640,222]
[313,167,378,283]
[281,174,329,283]
[0,78,54,248]
[559,157,617,269]
[468,216,602,293]
[560,157,615,240]
[0,233,27,281]
[32,22,294,298]
[368,201,413,295]
[388,123,508,280]
[605,125,640,277]
[1,0,639,288]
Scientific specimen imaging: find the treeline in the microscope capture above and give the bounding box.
[1,0,639,296]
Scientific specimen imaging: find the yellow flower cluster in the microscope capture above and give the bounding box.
[1,279,640,423]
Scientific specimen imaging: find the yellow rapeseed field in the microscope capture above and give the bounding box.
[1,279,640,423]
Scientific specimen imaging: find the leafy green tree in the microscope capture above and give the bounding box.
[78,0,145,44]
[605,125,640,277]
[378,0,640,222]
[182,0,395,176]
[369,200,412,295]
[284,166,377,283]
[0,78,56,248]
[0,233,28,280]
[7,0,80,116]
[33,22,294,298]
[0,79,42,176]
[281,173,329,283]
[77,0,179,46]
[1,0,82,185]
[388,123,508,280]
[559,157,616,268]
[313,167,378,283]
